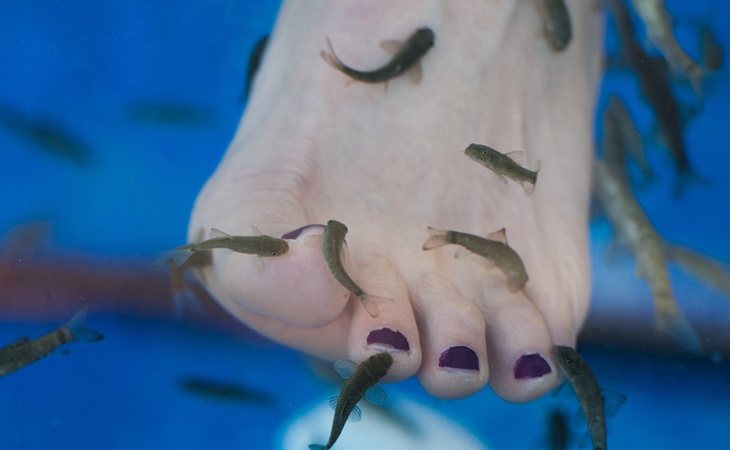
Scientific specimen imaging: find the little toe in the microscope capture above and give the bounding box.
[346,250,421,381]
[477,284,559,402]
[413,273,489,399]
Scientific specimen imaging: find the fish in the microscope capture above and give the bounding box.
[322,220,384,317]
[321,27,435,84]
[534,0,572,51]
[242,35,269,101]
[167,249,212,319]
[422,226,529,292]
[553,346,626,450]
[167,227,289,269]
[631,0,706,94]
[464,143,540,195]
[545,408,571,450]
[665,245,730,295]
[601,95,652,180]
[309,352,394,450]
[0,308,104,377]
[610,0,702,195]
[178,376,277,406]
[0,107,93,166]
[592,159,702,353]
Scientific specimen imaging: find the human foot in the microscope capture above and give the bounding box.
[188,0,602,401]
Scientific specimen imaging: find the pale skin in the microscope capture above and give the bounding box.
[189,0,602,401]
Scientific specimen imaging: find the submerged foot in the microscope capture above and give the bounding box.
[189,0,602,401]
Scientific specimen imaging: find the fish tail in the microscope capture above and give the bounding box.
[671,168,711,197]
[422,226,451,250]
[520,180,536,195]
[308,445,326,450]
[320,37,343,70]
[165,248,194,268]
[360,293,395,318]
[65,308,104,343]
[655,309,702,355]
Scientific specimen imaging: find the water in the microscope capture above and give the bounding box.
[1,1,729,449]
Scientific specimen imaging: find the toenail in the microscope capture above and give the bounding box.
[513,353,551,379]
[438,346,479,371]
[367,328,410,351]
[281,224,325,240]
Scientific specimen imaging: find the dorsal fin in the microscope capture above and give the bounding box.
[251,225,263,236]
[504,150,526,166]
[209,228,230,239]
[487,228,508,245]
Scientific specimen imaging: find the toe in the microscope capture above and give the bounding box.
[413,273,489,399]
[476,281,560,402]
[346,250,421,381]
[198,223,351,328]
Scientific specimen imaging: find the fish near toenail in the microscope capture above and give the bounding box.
[438,346,479,371]
[280,224,326,240]
[366,328,410,351]
[513,353,552,379]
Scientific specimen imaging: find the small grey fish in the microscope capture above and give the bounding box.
[309,352,394,450]
[464,143,540,195]
[422,226,528,292]
[535,0,572,51]
[322,220,382,316]
[631,0,706,95]
[168,227,289,268]
[602,95,652,180]
[321,27,435,84]
[179,376,277,406]
[553,346,626,450]
[0,309,104,377]
[593,160,702,353]
[128,102,212,126]
[242,35,269,101]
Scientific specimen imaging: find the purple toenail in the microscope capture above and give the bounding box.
[514,353,552,379]
[281,224,325,240]
[367,328,410,351]
[439,346,479,371]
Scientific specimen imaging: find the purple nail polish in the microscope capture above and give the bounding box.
[439,346,479,371]
[367,328,410,351]
[514,353,552,379]
[281,224,325,240]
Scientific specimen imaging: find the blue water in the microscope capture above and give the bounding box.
[1,1,729,449]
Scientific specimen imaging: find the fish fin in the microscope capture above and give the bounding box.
[209,227,230,239]
[253,256,265,273]
[364,385,387,406]
[422,227,450,250]
[65,308,104,343]
[495,173,510,185]
[165,248,193,268]
[453,246,471,259]
[671,169,712,198]
[251,225,263,236]
[520,180,536,195]
[52,347,71,356]
[657,313,703,355]
[333,360,357,379]
[360,294,391,318]
[328,395,341,409]
[321,38,344,70]
[486,227,508,245]
[571,406,587,426]
[308,445,326,450]
[551,381,568,398]
[504,150,526,165]
[601,389,627,417]
[409,62,423,84]
[379,39,402,54]
[348,404,362,423]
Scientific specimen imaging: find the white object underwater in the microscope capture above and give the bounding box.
[280,394,489,450]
